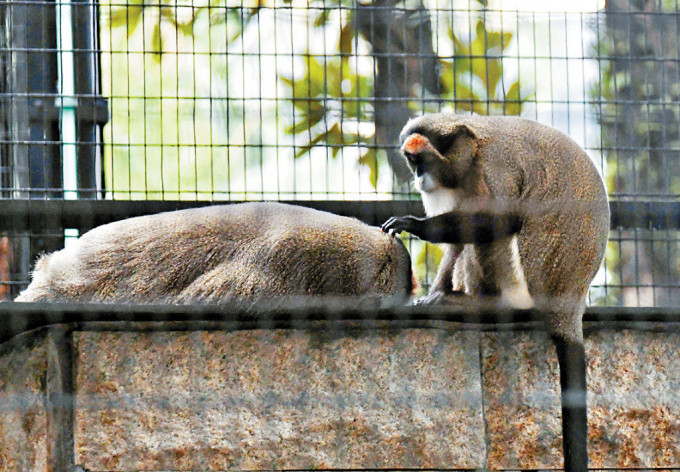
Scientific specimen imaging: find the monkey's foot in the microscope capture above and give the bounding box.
[414,290,467,306]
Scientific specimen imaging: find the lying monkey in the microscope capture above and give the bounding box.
[16,202,413,303]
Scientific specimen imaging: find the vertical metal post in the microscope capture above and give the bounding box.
[72,0,106,199]
[23,0,62,199]
[554,336,589,472]
[6,0,64,297]
[0,1,11,197]
[57,0,79,201]
[45,326,76,472]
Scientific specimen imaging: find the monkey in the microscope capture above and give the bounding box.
[381,113,610,472]
[15,202,413,304]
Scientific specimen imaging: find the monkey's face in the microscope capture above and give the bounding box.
[400,116,479,193]
[401,133,457,193]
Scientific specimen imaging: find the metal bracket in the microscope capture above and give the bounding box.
[28,97,109,126]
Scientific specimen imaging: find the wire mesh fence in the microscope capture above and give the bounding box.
[1,3,680,296]
[2,0,680,306]
[2,2,680,470]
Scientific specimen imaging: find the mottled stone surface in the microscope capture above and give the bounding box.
[0,331,48,471]
[3,326,680,470]
[588,330,680,468]
[481,332,563,469]
[74,329,486,471]
[481,330,680,469]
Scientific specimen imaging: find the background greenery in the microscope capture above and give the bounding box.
[98,0,680,305]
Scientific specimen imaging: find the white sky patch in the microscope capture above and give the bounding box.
[492,0,605,12]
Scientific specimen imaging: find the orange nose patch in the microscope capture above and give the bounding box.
[402,133,429,155]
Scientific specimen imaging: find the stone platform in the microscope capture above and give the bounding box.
[1,324,679,470]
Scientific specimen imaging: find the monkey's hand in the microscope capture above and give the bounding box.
[381,216,423,237]
[383,210,522,243]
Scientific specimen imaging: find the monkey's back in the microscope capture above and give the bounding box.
[471,116,610,323]
[16,202,413,303]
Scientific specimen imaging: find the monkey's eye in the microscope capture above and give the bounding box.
[403,151,417,165]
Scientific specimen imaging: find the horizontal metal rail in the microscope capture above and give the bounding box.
[0,199,424,230]
[1,300,680,345]
[0,199,679,231]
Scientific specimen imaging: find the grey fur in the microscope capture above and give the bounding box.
[399,113,610,343]
[16,202,413,304]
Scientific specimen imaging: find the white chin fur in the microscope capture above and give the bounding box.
[415,174,437,193]
[419,181,462,217]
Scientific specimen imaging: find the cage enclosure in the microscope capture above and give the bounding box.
[1,0,680,470]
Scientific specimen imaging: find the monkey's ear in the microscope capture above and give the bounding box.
[436,123,479,187]
[436,123,478,157]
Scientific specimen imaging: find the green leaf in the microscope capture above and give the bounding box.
[282,57,328,100]
[285,104,325,134]
[161,5,199,37]
[294,132,326,159]
[176,19,196,36]
[415,242,443,268]
[486,30,513,51]
[339,24,353,56]
[503,81,534,115]
[486,60,503,97]
[475,20,486,41]
[306,56,328,97]
[501,32,513,51]
[452,32,469,56]
[314,9,331,27]
[470,24,488,86]
[452,56,471,82]
[326,123,344,158]
[151,21,163,61]
[439,60,457,96]
[286,117,311,135]
[160,6,175,22]
[280,76,294,88]
[108,5,143,34]
[453,82,477,112]
[454,82,476,100]
[504,81,522,115]
[358,148,378,189]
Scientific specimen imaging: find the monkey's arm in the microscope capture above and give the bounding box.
[413,244,462,305]
[381,210,522,244]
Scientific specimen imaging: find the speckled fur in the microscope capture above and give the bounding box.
[16,202,413,303]
[401,114,610,343]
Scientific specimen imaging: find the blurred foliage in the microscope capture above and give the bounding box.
[99,0,249,199]
[594,1,680,197]
[280,23,380,185]
[102,0,532,196]
[281,5,532,195]
[103,0,263,61]
[592,0,680,306]
[437,20,531,116]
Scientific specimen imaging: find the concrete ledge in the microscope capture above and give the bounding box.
[74,329,486,470]
[0,331,48,471]
[1,324,680,470]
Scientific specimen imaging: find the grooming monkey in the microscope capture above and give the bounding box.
[382,113,610,472]
[16,202,412,303]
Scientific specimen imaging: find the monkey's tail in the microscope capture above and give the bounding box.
[545,299,589,472]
